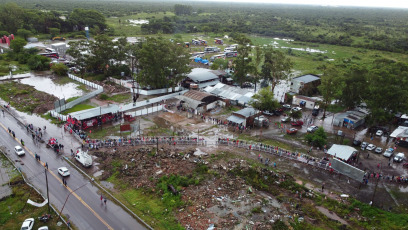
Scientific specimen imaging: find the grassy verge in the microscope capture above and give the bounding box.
[0,82,45,114]
[61,104,95,115]
[87,125,121,139]
[0,59,30,76]
[40,112,65,125]
[99,93,131,103]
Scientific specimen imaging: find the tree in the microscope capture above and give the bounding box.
[365,59,408,125]
[249,86,280,112]
[289,110,302,121]
[174,4,193,16]
[233,34,253,87]
[49,28,60,38]
[27,55,51,71]
[66,40,90,74]
[16,28,32,40]
[339,65,368,109]
[68,8,107,32]
[136,36,191,89]
[0,3,24,34]
[10,38,27,53]
[210,58,228,70]
[51,63,68,76]
[317,65,344,119]
[261,48,293,92]
[87,35,115,74]
[252,46,263,92]
[305,127,327,147]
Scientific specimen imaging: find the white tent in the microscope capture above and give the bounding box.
[327,144,357,161]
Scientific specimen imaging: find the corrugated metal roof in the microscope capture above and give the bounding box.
[227,115,245,124]
[69,104,120,120]
[237,95,252,105]
[197,80,219,88]
[176,95,203,109]
[234,107,257,118]
[183,90,213,101]
[292,74,320,84]
[327,144,357,160]
[187,68,219,82]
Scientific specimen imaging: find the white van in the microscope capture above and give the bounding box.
[204,47,220,53]
[75,149,93,167]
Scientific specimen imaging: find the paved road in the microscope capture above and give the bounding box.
[0,111,147,230]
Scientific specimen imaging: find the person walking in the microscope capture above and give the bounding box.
[100,195,103,203]
[45,162,48,169]
[321,183,325,192]
[104,198,107,205]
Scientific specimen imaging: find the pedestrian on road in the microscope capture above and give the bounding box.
[322,183,325,192]
[67,220,70,227]
[45,162,48,169]
[64,179,67,187]
[12,131,15,138]
[100,195,103,203]
[71,149,74,156]
[104,198,107,205]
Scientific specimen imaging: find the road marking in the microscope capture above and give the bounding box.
[0,122,114,230]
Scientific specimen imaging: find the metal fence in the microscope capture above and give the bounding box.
[108,77,184,95]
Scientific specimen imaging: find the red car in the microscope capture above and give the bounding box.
[286,128,298,134]
[291,120,304,126]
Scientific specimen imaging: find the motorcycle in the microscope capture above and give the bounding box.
[38,214,51,222]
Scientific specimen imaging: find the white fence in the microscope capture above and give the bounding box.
[108,77,184,95]
[120,90,188,112]
[124,105,163,117]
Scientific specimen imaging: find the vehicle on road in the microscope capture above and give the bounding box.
[21,218,34,230]
[38,227,48,230]
[394,152,405,163]
[312,106,320,116]
[383,148,394,158]
[254,115,269,128]
[353,140,361,146]
[291,120,304,126]
[307,125,319,133]
[58,167,70,177]
[374,147,383,154]
[52,37,65,41]
[14,145,25,156]
[286,128,298,134]
[376,130,384,136]
[361,142,368,150]
[366,144,376,151]
[204,47,220,53]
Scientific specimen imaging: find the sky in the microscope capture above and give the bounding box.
[202,0,408,9]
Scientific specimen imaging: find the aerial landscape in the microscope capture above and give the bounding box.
[1,0,408,229]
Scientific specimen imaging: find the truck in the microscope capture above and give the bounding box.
[75,149,93,167]
[214,38,223,45]
[254,115,269,128]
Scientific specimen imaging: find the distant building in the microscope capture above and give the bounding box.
[204,82,254,107]
[327,144,358,161]
[290,74,321,95]
[183,68,221,89]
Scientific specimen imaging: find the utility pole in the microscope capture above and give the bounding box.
[45,168,50,213]
[58,182,89,221]
[156,137,159,154]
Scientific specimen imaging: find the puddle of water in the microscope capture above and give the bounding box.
[399,186,408,193]
[18,74,84,99]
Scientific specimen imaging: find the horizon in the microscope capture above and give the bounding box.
[192,0,408,9]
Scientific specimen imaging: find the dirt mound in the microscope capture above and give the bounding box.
[158,112,186,124]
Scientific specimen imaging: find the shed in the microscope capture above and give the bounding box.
[327,144,357,161]
[290,74,321,95]
[177,90,218,113]
[51,42,69,56]
[333,108,369,129]
[227,107,260,127]
[69,104,120,121]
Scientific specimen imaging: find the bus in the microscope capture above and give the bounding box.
[225,51,238,58]
[204,47,220,53]
[210,54,226,62]
[39,52,59,59]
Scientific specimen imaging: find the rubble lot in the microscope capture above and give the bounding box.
[91,145,371,229]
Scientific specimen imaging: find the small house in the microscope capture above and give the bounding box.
[333,108,369,129]
[290,74,321,95]
[292,95,321,109]
[227,107,260,127]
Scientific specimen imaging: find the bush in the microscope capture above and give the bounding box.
[27,55,51,71]
[51,63,68,76]
[74,35,86,39]
[305,127,327,147]
[99,94,109,100]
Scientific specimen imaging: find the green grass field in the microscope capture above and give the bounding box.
[61,104,95,115]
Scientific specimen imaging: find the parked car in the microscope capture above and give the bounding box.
[58,167,70,177]
[361,142,368,150]
[376,130,384,136]
[38,227,49,230]
[281,116,290,123]
[14,145,25,156]
[21,218,34,230]
[292,107,302,112]
[282,104,291,109]
[312,108,319,116]
[366,144,376,151]
[374,147,383,154]
[286,128,298,134]
[353,140,362,146]
[383,148,394,158]
[394,152,405,163]
[307,125,319,133]
[291,120,304,126]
